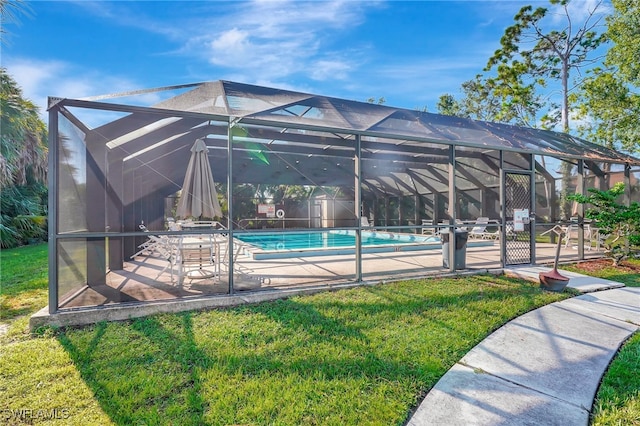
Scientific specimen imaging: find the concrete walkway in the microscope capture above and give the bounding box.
[408,266,640,426]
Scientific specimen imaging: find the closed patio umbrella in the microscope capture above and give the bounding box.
[176,139,223,219]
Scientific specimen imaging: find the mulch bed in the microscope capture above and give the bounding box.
[572,258,640,274]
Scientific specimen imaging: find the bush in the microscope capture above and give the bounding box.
[0,183,47,248]
[569,183,640,265]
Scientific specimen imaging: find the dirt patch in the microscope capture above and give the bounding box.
[572,258,640,274]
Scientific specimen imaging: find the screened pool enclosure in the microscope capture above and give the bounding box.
[47,80,640,314]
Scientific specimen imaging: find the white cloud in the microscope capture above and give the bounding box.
[310,59,353,81]
[56,0,527,108]
[547,0,611,28]
[6,59,68,113]
[10,0,582,118]
[226,0,369,35]
[4,58,161,122]
[210,28,250,54]
[373,51,495,94]
[70,0,182,39]
[178,0,374,82]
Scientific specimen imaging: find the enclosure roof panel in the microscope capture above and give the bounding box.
[63,80,640,165]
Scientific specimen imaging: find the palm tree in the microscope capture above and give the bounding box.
[0,69,47,186]
[0,68,48,247]
[1,0,31,45]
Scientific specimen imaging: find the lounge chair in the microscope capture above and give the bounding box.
[468,217,500,239]
[219,237,270,286]
[421,219,434,235]
[468,217,489,239]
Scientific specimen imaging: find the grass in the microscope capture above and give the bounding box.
[0,245,636,424]
[591,332,640,426]
[563,258,640,426]
[0,243,49,341]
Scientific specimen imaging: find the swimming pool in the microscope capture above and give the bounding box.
[235,230,492,260]
[236,230,439,251]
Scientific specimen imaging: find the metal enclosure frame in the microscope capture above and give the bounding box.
[47,81,640,314]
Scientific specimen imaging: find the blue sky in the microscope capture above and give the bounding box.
[3,0,607,120]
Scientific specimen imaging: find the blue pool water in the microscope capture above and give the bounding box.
[236,231,440,251]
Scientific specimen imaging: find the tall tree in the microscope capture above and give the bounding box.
[0,68,47,188]
[436,94,462,117]
[437,73,541,126]
[484,0,608,219]
[0,0,44,188]
[0,69,48,247]
[606,0,640,86]
[366,97,386,105]
[573,0,640,154]
[572,71,640,153]
[0,0,30,45]
[0,0,49,249]
[486,0,607,133]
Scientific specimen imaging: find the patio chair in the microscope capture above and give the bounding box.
[455,219,468,230]
[168,221,182,231]
[131,224,154,258]
[152,236,180,282]
[131,224,175,258]
[218,237,271,286]
[176,236,218,286]
[563,223,596,250]
[361,217,373,228]
[505,221,516,240]
[470,218,501,240]
[131,235,170,258]
[593,227,609,251]
[468,217,490,239]
[585,223,595,251]
[421,219,434,236]
[484,224,501,240]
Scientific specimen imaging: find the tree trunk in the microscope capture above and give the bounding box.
[561,59,570,133]
[559,58,572,220]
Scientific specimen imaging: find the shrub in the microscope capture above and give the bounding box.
[569,183,640,265]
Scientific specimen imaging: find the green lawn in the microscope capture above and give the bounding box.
[0,243,49,340]
[562,258,640,426]
[0,245,637,425]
